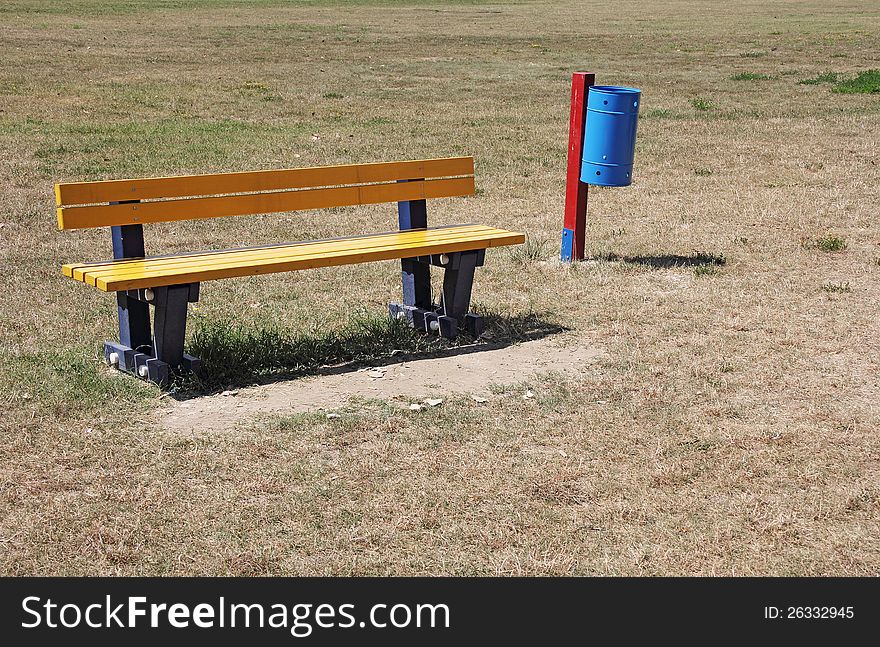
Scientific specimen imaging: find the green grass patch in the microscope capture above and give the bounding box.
[183,313,444,393]
[730,72,771,81]
[509,236,552,265]
[832,70,880,94]
[798,72,840,85]
[0,80,22,95]
[640,107,672,119]
[1,347,155,419]
[806,233,847,252]
[23,117,290,178]
[693,264,720,277]
[0,0,499,15]
[690,97,717,111]
[239,81,281,102]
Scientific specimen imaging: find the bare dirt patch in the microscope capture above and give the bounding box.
[161,337,603,434]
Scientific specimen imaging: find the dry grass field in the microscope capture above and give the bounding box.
[1,0,879,575]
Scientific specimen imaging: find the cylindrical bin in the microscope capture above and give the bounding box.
[580,86,641,187]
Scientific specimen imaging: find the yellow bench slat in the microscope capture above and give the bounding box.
[57,176,475,230]
[64,224,492,281]
[55,156,474,207]
[95,229,523,292]
[64,225,493,283]
[62,225,525,292]
[68,226,517,289]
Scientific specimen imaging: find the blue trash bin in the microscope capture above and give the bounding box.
[580,86,641,187]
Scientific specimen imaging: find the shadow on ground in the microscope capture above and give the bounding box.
[596,251,726,268]
[171,310,567,399]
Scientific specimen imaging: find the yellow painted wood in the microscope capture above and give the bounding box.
[68,226,494,284]
[66,226,506,284]
[64,225,492,281]
[96,234,519,292]
[62,225,525,292]
[55,157,474,207]
[57,176,475,230]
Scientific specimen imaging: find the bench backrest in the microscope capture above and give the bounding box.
[55,156,475,230]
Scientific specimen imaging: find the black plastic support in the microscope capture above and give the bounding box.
[104,281,200,386]
[389,249,485,340]
[105,205,193,386]
[411,250,485,269]
[152,285,191,368]
[111,218,151,350]
[104,340,170,386]
[397,183,432,309]
[123,284,199,304]
[441,250,480,321]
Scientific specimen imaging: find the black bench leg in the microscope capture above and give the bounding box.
[116,291,151,350]
[390,194,434,330]
[441,250,478,320]
[111,223,152,350]
[397,195,432,309]
[434,249,484,339]
[390,249,485,340]
[389,182,484,340]
[402,257,431,310]
[153,285,190,368]
[104,283,201,386]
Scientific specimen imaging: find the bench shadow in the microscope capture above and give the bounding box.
[595,251,726,268]
[171,310,567,400]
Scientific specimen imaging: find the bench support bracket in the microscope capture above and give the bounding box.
[394,190,485,339]
[389,249,485,340]
[103,282,201,386]
[397,194,432,309]
[104,203,202,385]
[111,222,152,350]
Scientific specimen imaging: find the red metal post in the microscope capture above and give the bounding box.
[561,72,595,262]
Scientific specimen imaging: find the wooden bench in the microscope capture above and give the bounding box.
[56,156,525,384]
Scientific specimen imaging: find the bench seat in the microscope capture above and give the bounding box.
[64,224,523,292]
